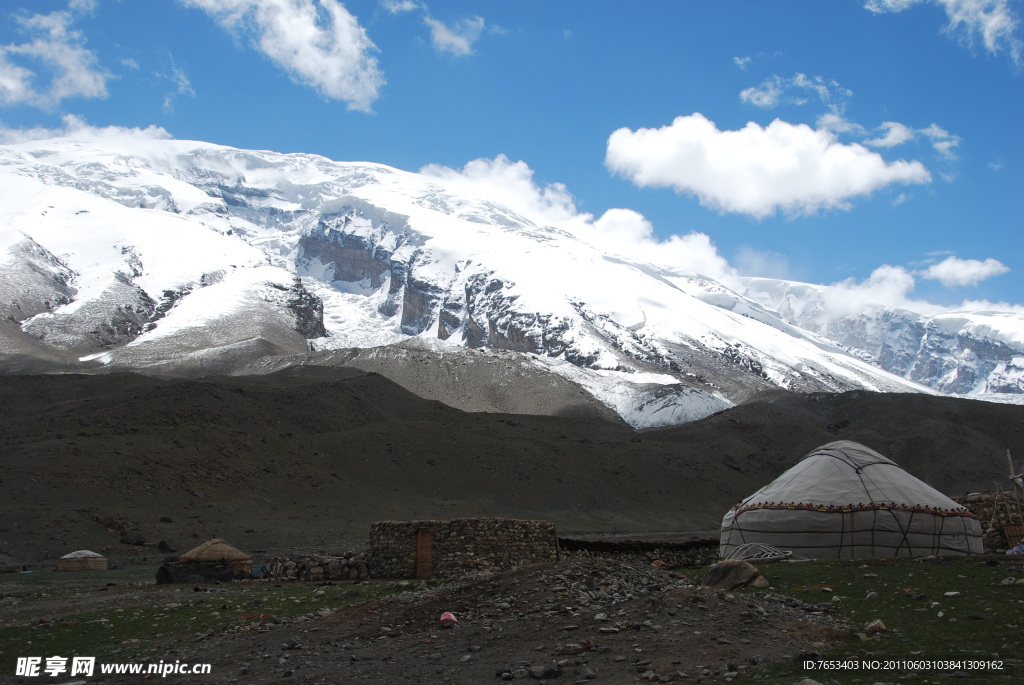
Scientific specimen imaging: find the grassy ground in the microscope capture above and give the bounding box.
[727,554,1024,683]
[0,568,409,675]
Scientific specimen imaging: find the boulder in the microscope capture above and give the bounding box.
[700,560,760,590]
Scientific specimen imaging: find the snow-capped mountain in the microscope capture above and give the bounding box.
[738,278,1024,398]
[1,132,1021,426]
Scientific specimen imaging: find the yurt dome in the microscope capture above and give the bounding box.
[720,440,983,559]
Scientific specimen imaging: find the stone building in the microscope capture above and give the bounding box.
[368,518,559,579]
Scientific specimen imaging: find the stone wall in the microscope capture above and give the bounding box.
[953,491,1024,552]
[558,537,720,568]
[262,552,369,582]
[367,518,559,579]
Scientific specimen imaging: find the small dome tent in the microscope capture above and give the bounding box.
[720,441,983,559]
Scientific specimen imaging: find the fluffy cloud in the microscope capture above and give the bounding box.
[0,5,110,109]
[827,264,922,314]
[423,15,485,56]
[421,154,734,279]
[605,113,932,218]
[179,0,383,111]
[865,0,1022,64]
[864,121,916,147]
[920,255,1009,286]
[0,114,170,145]
[821,258,1018,316]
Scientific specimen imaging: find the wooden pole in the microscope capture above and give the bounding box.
[1008,449,1024,525]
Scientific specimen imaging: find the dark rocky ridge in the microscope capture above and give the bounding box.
[1,368,1021,568]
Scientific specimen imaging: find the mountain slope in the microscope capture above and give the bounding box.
[1,132,1020,425]
[1,370,1021,565]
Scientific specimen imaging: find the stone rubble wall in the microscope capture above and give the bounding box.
[558,537,720,568]
[367,518,559,579]
[262,553,370,582]
[953,491,1024,552]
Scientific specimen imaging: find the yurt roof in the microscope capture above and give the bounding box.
[60,550,105,559]
[737,440,966,510]
[180,538,251,562]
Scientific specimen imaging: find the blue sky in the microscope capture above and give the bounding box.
[2,0,1022,310]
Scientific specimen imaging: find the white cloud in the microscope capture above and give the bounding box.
[919,255,1009,286]
[919,122,960,158]
[379,0,423,13]
[816,258,1020,316]
[67,0,98,12]
[733,55,752,70]
[0,6,111,109]
[422,154,578,224]
[421,154,734,279]
[739,78,783,108]
[158,55,196,113]
[816,112,867,135]
[865,121,916,147]
[605,113,932,218]
[0,113,171,145]
[733,246,792,279]
[739,73,852,110]
[865,0,1022,64]
[179,0,384,111]
[826,264,926,315]
[423,14,485,56]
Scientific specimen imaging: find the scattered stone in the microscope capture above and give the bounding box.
[121,531,145,546]
[944,591,961,597]
[528,664,561,679]
[865,619,887,632]
[865,591,879,600]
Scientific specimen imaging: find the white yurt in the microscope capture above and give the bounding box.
[58,550,107,571]
[720,440,983,559]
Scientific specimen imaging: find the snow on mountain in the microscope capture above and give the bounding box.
[1,131,1018,425]
[738,277,1024,399]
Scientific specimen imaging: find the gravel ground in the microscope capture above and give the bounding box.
[84,556,849,684]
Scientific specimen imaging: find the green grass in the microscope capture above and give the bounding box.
[714,554,1024,683]
[0,570,409,673]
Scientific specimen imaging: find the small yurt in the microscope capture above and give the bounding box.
[720,441,983,559]
[58,550,107,571]
[156,538,253,584]
[180,538,253,575]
